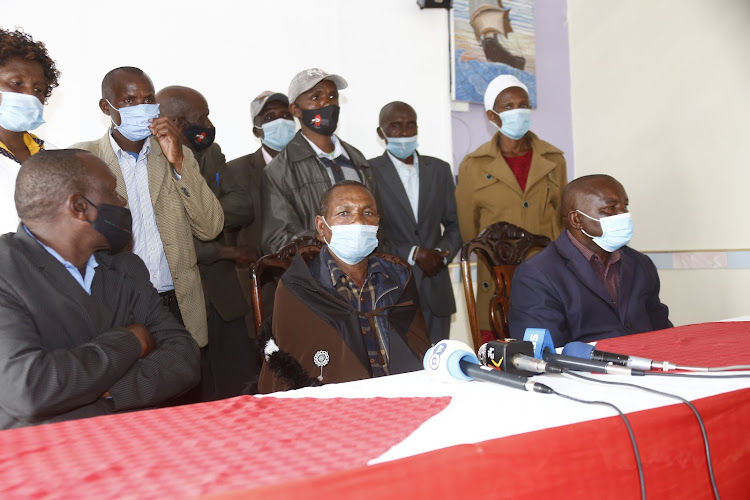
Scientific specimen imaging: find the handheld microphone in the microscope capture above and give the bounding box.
[542,351,644,376]
[478,340,563,376]
[562,342,677,371]
[424,340,554,394]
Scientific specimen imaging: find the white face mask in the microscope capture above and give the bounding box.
[576,210,634,252]
[0,91,45,132]
[323,217,379,265]
[492,108,531,140]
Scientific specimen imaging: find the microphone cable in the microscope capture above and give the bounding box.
[561,369,721,500]
[548,388,645,500]
[671,364,750,372]
[644,371,750,380]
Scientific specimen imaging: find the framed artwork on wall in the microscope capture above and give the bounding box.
[453,0,537,106]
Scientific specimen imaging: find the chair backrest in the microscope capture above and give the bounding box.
[250,236,324,335]
[459,221,551,350]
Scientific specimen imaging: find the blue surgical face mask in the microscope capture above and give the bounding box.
[323,217,379,265]
[492,108,531,140]
[576,210,634,252]
[106,100,160,141]
[260,118,296,152]
[382,130,419,160]
[0,91,45,132]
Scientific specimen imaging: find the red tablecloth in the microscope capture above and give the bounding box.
[597,321,750,368]
[0,396,450,499]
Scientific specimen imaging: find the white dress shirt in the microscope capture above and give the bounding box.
[108,132,174,292]
[388,151,421,265]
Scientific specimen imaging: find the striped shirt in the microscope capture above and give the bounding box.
[108,132,174,292]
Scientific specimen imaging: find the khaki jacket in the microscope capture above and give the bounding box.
[455,131,567,330]
[73,133,224,346]
[455,131,567,242]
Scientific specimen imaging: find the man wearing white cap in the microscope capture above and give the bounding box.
[455,74,567,335]
[260,68,378,253]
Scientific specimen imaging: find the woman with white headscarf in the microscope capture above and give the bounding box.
[455,74,567,334]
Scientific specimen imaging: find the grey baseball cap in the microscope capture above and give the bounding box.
[250,91,289,124]
[287,68,348,104]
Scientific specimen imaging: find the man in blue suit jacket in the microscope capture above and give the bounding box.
[509,174,671,346]
[369,102,462,344]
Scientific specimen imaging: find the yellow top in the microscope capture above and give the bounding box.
[0,132,45,161]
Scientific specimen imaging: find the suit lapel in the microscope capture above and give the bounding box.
[17,229,102,331]
[617,249,635,317]
[524,150,557,192]
[145,138,166,208]
[416,152,430,224]
[556,236,617,310]
[378,153,417,226]
[98,133,128,202]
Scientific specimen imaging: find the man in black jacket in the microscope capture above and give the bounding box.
[260,68,379,254]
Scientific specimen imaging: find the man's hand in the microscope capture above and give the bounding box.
[126,323,155,358]
[415,247,450,277]
[219,245,258,266]
[149,117,185,174]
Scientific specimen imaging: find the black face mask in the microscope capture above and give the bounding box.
[300,105,339,136]
[81,195,133,254]
[183,124,216,152]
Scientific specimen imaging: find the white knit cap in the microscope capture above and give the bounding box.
[483,75,529,112]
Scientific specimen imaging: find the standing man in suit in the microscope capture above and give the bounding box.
[72,67,224,356]
[509,174,672,346]
[0,149,199,429]
[157,85,257,400]
[261,68,378,254]
[369,102,461,344]
[227,90,295,322]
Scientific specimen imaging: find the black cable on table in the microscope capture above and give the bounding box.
[562,370,721,500]
[550,388,646,500]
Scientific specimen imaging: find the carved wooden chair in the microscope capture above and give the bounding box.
[250,236,324,335]
[459,221,551,350]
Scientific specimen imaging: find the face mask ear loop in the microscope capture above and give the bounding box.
[573,210,600,240]
[322,217,332,245]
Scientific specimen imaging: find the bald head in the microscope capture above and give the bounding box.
[378,101,416,129]
[16,150,100,221]
[101,66,149,101]
[156,85,207,120]
[561,175,624,217]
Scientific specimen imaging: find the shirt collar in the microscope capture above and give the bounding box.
[320,246,385,288]
[566,229,621,264]
[301,132,349,160]
[387,150,419,173]
[108,129,151,160]
[23,224,99,287]
[261,145,274,165]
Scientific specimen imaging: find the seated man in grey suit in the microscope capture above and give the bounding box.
[509,174,672,346]
[369,101,461,344]
[0,149,200,429]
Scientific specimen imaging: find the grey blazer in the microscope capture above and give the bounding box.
[0,226,200,429]
[369,152,462,315]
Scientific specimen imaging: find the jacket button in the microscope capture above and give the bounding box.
[523,201,530,208]
[486,173,492,180]
[625,322,632,329]
[482,281,490,290]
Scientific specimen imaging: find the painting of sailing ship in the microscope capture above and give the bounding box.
[454,0,537,106]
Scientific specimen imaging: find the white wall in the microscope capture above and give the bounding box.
[4,0,454,164]
[567,0,750,324]
[567,0,750,251]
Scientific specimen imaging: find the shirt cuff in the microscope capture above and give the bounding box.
[408,246,418,266]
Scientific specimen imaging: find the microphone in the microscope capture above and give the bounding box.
[523,328,556,358]
[424,340,554,394]
[542,351,644,376]
[562,342,677,371]
[478,340,563,376]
